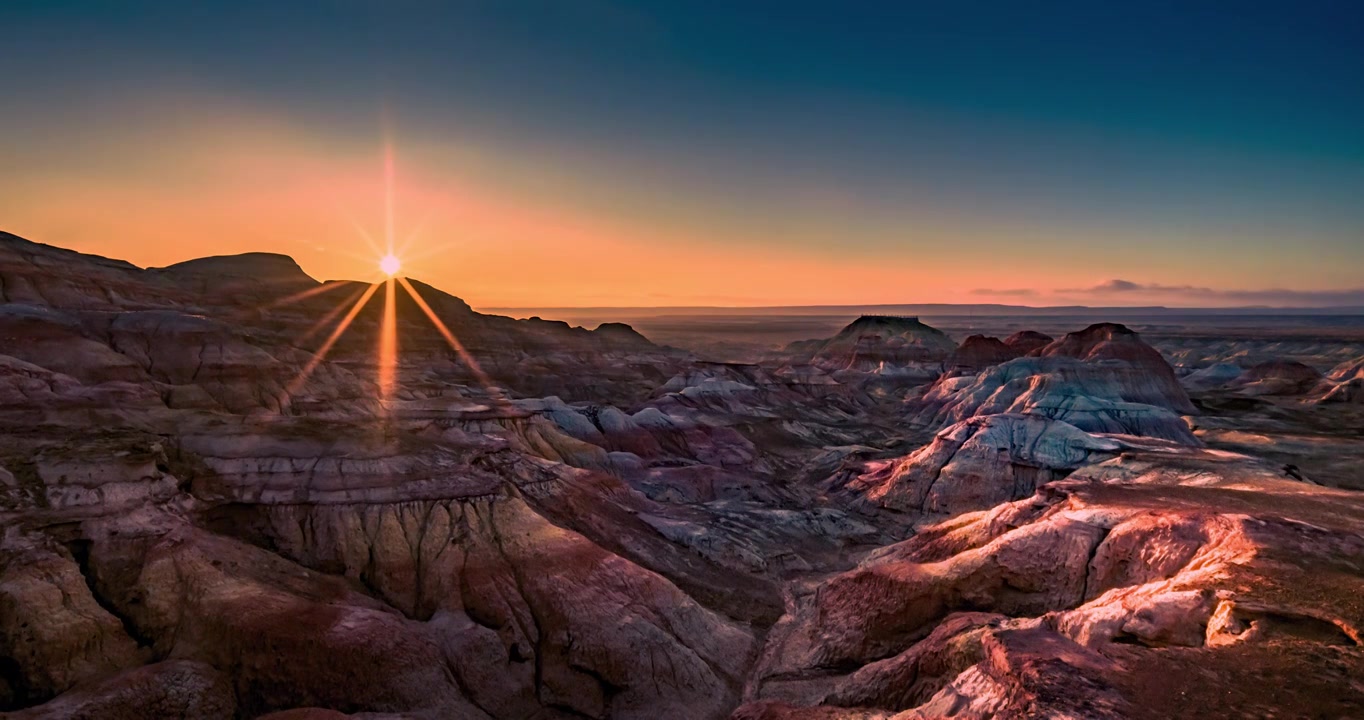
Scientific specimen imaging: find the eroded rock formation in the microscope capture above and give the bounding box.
[742,449,1364,718]
[911,324,1198,443]
[834,414,1121,516]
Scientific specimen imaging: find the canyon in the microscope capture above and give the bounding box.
[2,231,1363,719]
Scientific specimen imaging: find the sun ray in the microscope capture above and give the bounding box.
[378,278,399,404]
[315,245,390,272]
[277,142,507,415]
[283,281,381,404]
[392,241,460,265]
[397,276,504,401]
[346,217,385,259]
[384,141,396,256]
[393,209,434,258]
[264,279,353,310]
[295,284,368,345]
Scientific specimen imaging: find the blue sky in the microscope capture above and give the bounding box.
[3,1,1362,306]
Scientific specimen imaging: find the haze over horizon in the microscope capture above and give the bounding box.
[3,1,1363,308]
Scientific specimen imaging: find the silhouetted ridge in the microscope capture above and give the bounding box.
[158,252,315,282]
[593,321,652,345]
[0,230,141,272]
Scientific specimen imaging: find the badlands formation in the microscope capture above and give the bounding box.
[2,231,1363,719]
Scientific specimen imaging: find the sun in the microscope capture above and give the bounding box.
[272,140,503,416]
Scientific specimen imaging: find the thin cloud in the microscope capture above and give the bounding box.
[1060,279,1364,307]
[1077,279,1205,294]
[970,288,1039,297]
[1089,279,1150,292]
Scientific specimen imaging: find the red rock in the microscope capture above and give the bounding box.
[945,334,1021,375]
[1040,323,1195,414]
[3,660,236,720]
[1003,330,1054,355]
[743,448,1364,717]
[0,538,145,707]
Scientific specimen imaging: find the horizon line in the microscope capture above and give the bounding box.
[5,231,1363,316]
[477,302,1364,314]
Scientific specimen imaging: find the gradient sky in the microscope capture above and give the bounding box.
[3,1,1363,307]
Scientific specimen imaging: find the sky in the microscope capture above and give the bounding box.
[2,1,1362,308]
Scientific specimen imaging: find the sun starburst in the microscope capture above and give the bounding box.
[266,141,501,413]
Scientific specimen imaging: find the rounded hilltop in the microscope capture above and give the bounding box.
[156,252,316,282]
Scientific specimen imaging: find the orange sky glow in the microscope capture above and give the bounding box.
[3,104,1360,309]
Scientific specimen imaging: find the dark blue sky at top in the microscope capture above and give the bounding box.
[4,0,1363,264]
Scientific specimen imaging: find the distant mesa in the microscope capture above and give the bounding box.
[838,315,942,335]
[808,315,957,376]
